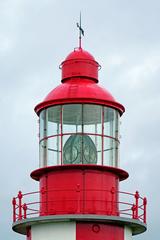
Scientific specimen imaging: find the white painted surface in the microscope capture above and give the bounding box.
[124,226,132,240]
[32,221,76,240]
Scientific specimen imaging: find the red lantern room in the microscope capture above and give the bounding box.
[12,31,147,240]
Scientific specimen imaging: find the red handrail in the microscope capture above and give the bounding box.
[12,188,147,224]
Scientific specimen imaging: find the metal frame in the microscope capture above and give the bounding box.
[39,104,120,167]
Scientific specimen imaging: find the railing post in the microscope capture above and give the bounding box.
[18,191,23,220]
[23,203,27,219]
[12,197,16,222]
[143,197,147,224]
[132,204,136,219]
[76,184,80,214]
[111,187,115,215]
[134,191,139,219]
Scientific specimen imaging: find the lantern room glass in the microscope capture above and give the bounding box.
[39,104,120,168]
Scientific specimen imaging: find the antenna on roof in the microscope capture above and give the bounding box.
[76,12,84,49]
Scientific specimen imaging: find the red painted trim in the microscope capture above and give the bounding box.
[76,222,124,240]
[102,107,104,165]
[31,164,128,181]
[81,105,84,164]
[60,106,63,165]
[39,132,120,143]
[35,99,125,116]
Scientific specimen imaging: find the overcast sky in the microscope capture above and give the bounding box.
[0,0,160,239]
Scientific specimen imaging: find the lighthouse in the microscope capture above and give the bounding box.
[12,26,147,240]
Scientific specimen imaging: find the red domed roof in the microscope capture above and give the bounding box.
[35,78,125,115]
[64,48,96,61]
[35,47,125,116]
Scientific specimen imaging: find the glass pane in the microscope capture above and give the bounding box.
[115,111,119,139]
[103,137,110,166]
[48,149,59,166]
[103,137,119,167]
[83,105,102,134]
[40,110,47,140]
[47,137,60,166]
[39,140,47,167]
[104,107,112,136]
[104,107,119,139]
[115,140,119,167]
[63,104,82,125]
[103,107,120,167]
[91,135,102,165]
[47,106,61,136]
[39,141,43,167]
[63,104,82,133]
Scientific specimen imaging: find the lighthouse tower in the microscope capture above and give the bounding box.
[12,30,147,240]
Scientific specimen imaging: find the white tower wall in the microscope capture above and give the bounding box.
[31,222,76,240]
[124,226,132,240]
